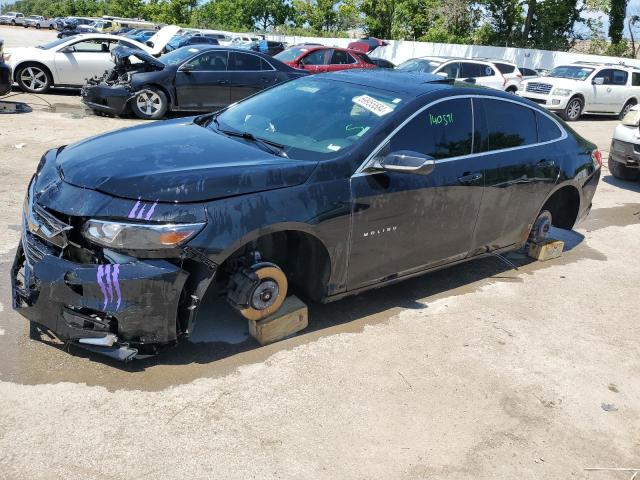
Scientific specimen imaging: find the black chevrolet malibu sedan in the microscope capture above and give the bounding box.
[82,45,308,119]
[13,70,601,360]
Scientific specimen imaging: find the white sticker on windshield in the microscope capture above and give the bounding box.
[297,86,319,93]
[327,144,341,151]
[188,48,199,52]
[392,98,402,104]
[353,95,393,116]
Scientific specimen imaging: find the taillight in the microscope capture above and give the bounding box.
[592,149,602,167]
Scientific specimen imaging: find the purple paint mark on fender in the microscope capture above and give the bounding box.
[128,199,141,219]
[144,201,158,220]
[112,264,122,310]
[104,264,114,305]
[136,204,147,220]
[96,265,108,310]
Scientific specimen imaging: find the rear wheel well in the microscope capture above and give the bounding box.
[217,231,332,303]
[540,186,580,230]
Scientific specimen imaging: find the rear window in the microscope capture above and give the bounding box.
[536,112,562,142]
[633,72,640,86]
[461,63,494,78]
[495,63,516,74]
[483,99,537,150]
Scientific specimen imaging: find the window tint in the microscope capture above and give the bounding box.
[495,63,515,74]
[331,49,356,65]
[185,51,228,71]
[483,99,537,150]
[69,40,111,53]
[388,98,473,160]
[229,52,261,71]
[461,62,494,77]
[520,67,537,76]
[303,49,328,65]
[439,62,460,78]
[536,112,562,142]
[260,58,274,71]
[597,69,628,85]
[633,72,640,86]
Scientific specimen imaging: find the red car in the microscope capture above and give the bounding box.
[348,36,389,54]
[273,46,377,74]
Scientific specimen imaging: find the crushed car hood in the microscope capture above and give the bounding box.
[112,46,165,69]
[56,117,318,203]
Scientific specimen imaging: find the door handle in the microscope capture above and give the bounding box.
[217,80,229,85]
[537,159,555,167]
[458,172,483,184]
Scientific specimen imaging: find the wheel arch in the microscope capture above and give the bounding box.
[215,224,333,302]
[131,83,176,109]
[537,183,582,230]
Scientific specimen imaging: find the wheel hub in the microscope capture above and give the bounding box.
[251,280,279,310]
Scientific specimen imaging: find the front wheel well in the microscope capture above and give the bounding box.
[540,186,581,230]
[131,84,174,107]
[217,230,332,303]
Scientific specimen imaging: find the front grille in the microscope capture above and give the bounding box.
[22,231,60,265]
[526,82,552,94]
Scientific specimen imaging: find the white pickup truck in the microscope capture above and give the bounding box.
[0,12,25,25]
[23,15,55,29]
[518,61,640,121]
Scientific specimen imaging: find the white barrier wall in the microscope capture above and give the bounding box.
[266,34,640,70]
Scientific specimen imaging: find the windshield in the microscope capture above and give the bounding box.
[212,78,405,160]
[27,16,40,20]
[37,37,71,50]
[397,59,441,73]
[159,47,201,65]
[274,47,307,62]
[548,65,594,80]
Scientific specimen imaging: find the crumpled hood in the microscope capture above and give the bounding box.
[112,46,165,70]
[56,117,318,203]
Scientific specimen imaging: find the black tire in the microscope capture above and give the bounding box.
[618,101,636,120]
[16,63,52,93]
[529,210,553,244]
[506,87,518,94]
[11,20,16,25]
[49,24,54,30]
[130,87,168,120]
[609,157,640,181]
[36,24,41,29]
[561,96,583,122]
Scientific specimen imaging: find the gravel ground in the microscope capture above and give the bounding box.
[0,25,639,480]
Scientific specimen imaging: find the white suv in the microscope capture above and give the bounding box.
[397,57,522,92]
[0,12,25,25]
[608,105,640,180]
[518,62,640,121]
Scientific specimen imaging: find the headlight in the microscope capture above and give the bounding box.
[82,220,205,250]
[552,88,572,97]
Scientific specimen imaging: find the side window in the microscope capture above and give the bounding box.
[536,112,562,142]
[229,52,262,71]
[612,69,628,85]
[633,72,640,86]
[461,63,494,78]
[303,50,328,66]
[69,40,111,53]
[483,99,537,150]
[439,62,460,78]
[387,98,473,159]
[185,51,228,71]
[495,63,515,74]
[331,50,356,65]
[260,58,274,71]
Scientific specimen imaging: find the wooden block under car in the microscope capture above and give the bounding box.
[248,295,308,346]
[528,238,564,261]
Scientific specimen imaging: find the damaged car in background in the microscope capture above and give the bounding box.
[13,71,601,361]
[82,45,308,119]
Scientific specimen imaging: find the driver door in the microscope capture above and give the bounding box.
[300,49,331,73]
[348,97,485,290]
[54,39,115,85]
[174,50,231,109]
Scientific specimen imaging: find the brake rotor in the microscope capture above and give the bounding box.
[529,210,552,244]
[239,265,288,321]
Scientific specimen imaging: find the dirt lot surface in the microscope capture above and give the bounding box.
[1,26,639,480]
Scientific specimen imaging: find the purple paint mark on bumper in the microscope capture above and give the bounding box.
[112,264,122,310]
[96,265,108,310]
[145,201,158,220]
[104,264,114,305]
[128,200,141,219]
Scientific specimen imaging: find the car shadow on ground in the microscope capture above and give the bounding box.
[47,228,588,371]
[602,173,640,192]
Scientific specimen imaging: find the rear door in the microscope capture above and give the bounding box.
[348,97,485,289]
[472,98,561,250]
[53,38,116,85]
[591,68,628,113]
[174,50,231,109]
[227,51,275,102]
[436,61,461,80]
[326,49,358,72]
[460,62,503,90]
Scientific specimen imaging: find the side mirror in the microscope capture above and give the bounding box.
[463,77,476,84]
[60,46,73,53]
[435,71,448,78]
[180,64,192,74]
[593,77,604,85]
[370,151,435,175]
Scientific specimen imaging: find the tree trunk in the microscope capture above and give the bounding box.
[522,0,536,45]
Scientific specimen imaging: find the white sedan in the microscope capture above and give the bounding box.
[4,27,178,93]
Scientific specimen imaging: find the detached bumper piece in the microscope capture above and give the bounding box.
[81,84,132,116]
[12,232,188,362]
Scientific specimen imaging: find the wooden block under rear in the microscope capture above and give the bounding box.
[528,238,564,261]
[248,295,308,346]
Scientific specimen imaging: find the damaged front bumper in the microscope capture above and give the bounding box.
[81,84,132,116]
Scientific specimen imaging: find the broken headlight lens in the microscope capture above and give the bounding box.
[82,220,205,250]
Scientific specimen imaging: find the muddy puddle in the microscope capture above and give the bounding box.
[44,103,92,118]
[0,204,635,392]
